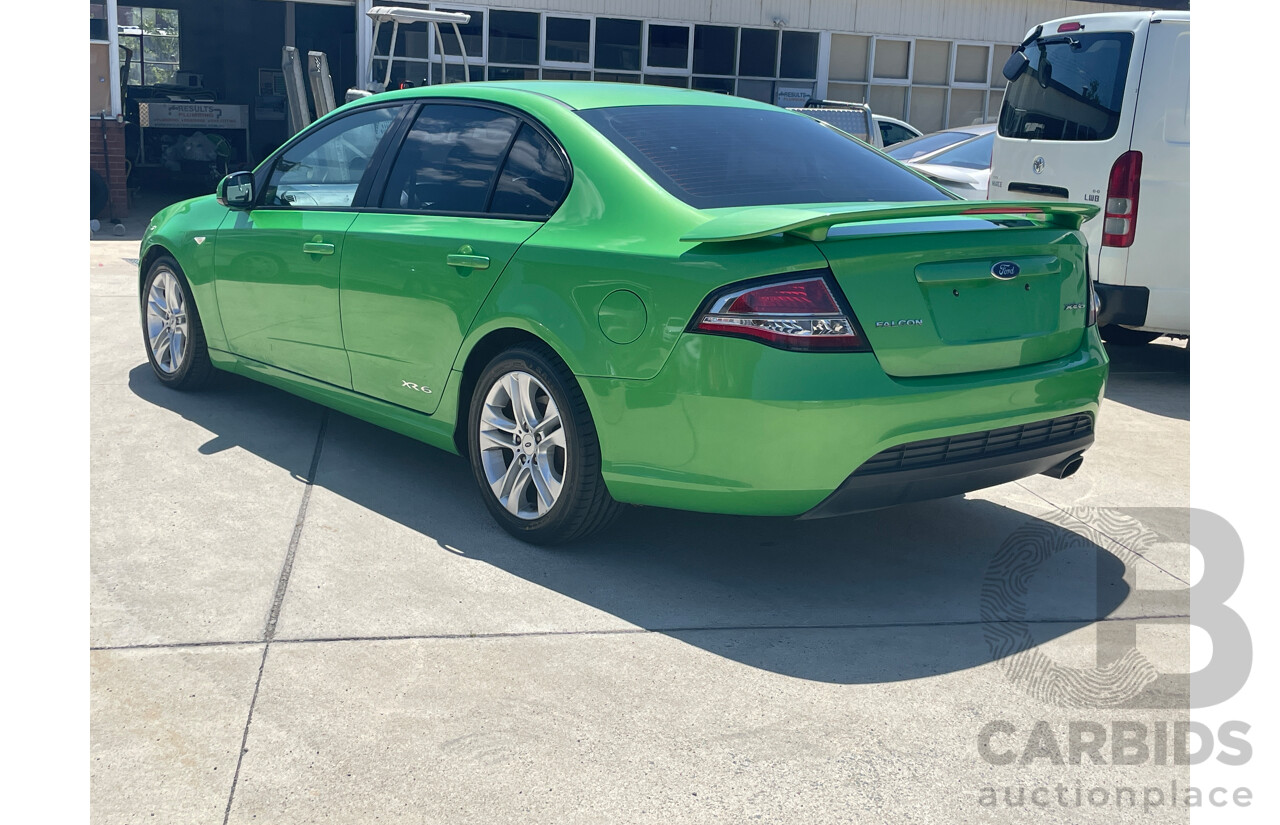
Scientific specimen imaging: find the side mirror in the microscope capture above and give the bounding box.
[1002,50,1030,83]
[217,172,255,209]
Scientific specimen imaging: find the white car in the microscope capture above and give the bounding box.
[887,124,996,200]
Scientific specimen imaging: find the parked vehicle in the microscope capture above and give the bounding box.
[892,125,996,199]
[790,102,882,147]
[990,9,1190,344]
[873,114,922,147]
[887,124,995,164]
[140,83,1107,544]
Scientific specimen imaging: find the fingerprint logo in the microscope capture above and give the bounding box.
[980,509,1182,708]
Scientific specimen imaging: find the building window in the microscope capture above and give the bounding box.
[489,10,539,65]
[779,31,818,80]
[595,18,642,71]
[117,6,179,86]
[544,16,591,65]
[693,25,736,76]
[738,28,777,77]
[646,24,690,71]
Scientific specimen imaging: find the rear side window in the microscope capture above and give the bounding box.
[489,124,569,218]
[381,104,519,213]
[998,32,1134,141]
[579,105,949,208]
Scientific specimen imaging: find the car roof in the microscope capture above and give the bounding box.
[374,80,779,112]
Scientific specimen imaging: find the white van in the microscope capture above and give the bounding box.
[988,10,1189,344]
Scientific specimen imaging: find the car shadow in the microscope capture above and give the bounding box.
[1102,338,1189,421]
[128,363,1134,685]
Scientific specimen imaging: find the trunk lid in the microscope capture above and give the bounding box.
[683,201,1098,378]
[819,215,1089,377]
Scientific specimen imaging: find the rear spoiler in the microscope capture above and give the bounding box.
[679,200,1100,243]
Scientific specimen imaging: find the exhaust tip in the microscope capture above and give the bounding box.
[1042,454,1084,480]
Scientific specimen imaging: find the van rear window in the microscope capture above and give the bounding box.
[998,32,1134,141]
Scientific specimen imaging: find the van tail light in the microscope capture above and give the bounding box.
[691,272,872,352]
[1086,262,1099,327]
[1102,150,1142,247]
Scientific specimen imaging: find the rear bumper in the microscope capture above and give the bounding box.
[581,328,1109,517]
[799,418,1093,519]
[1096,282,1149,327]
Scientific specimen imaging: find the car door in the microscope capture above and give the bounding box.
[212,103,404,387]
[340,103,570,414]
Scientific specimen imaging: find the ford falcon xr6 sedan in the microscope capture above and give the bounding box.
[139,82,1107,544]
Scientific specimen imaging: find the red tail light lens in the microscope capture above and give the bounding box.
[692,272,871,352]
[1102,150,1142,247]
[1057,22,1083,32]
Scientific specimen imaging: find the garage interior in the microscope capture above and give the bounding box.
[116,0,358,205]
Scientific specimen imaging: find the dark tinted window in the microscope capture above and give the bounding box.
[435,7,483,56]
[999,32,1134,141]
[739,29,778,76]
[779,31,818,79]
[490,125,569,218]
[886,130,976,161]
[595,18,641,70]
[693,25,736,75]
[489,10,539,65]
[380,105,518,213]
[879,121,918,146]
[263,106,397,208]
[647,24,689,69]
[545,17,590,63]
[579,105,949,209]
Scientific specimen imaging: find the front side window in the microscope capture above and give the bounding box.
[580,105,949,209]
[262,106,398,208]
[380,104,520,213]
[999,32,1134,141]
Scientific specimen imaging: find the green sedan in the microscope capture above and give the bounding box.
[139,82,1107,544]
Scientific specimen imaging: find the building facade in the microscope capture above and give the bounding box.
[89,0,1179,217]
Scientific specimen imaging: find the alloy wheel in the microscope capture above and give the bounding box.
[478,370,567,520]
[146,269,190,374]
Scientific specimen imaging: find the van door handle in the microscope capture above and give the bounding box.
[447,245,490,270]
[302,242,335,255]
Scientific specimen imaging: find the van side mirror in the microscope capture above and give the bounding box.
[1002,50,1030,82]
[217,172,255,208]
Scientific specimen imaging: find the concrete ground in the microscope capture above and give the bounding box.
[91,239,1192,824]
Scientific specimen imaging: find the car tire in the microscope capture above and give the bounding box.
[141,255,215,390]
[467,343,623,545]
[1100,324,1160,347]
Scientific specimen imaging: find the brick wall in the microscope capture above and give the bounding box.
[89,117,129,220]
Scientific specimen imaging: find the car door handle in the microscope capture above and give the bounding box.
[303,242,336,255]
[446,254,490,270]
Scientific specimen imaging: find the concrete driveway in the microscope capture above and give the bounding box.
[91,239,1192,823]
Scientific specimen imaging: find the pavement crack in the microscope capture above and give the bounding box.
[264,410,329,642]
[90,614,1191,653]
[221,644,269,825]
[219,410,327,825]
[1012,482,1192,586]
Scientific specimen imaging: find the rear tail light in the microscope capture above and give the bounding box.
[1057,22,1083,32]
[1102,150,1142,247]
[691,272,871,352]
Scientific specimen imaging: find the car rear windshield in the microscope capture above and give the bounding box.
[886,130,978,161]
[998,31,1134,141]
[925,132,995,170]
[578,105,949,209]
